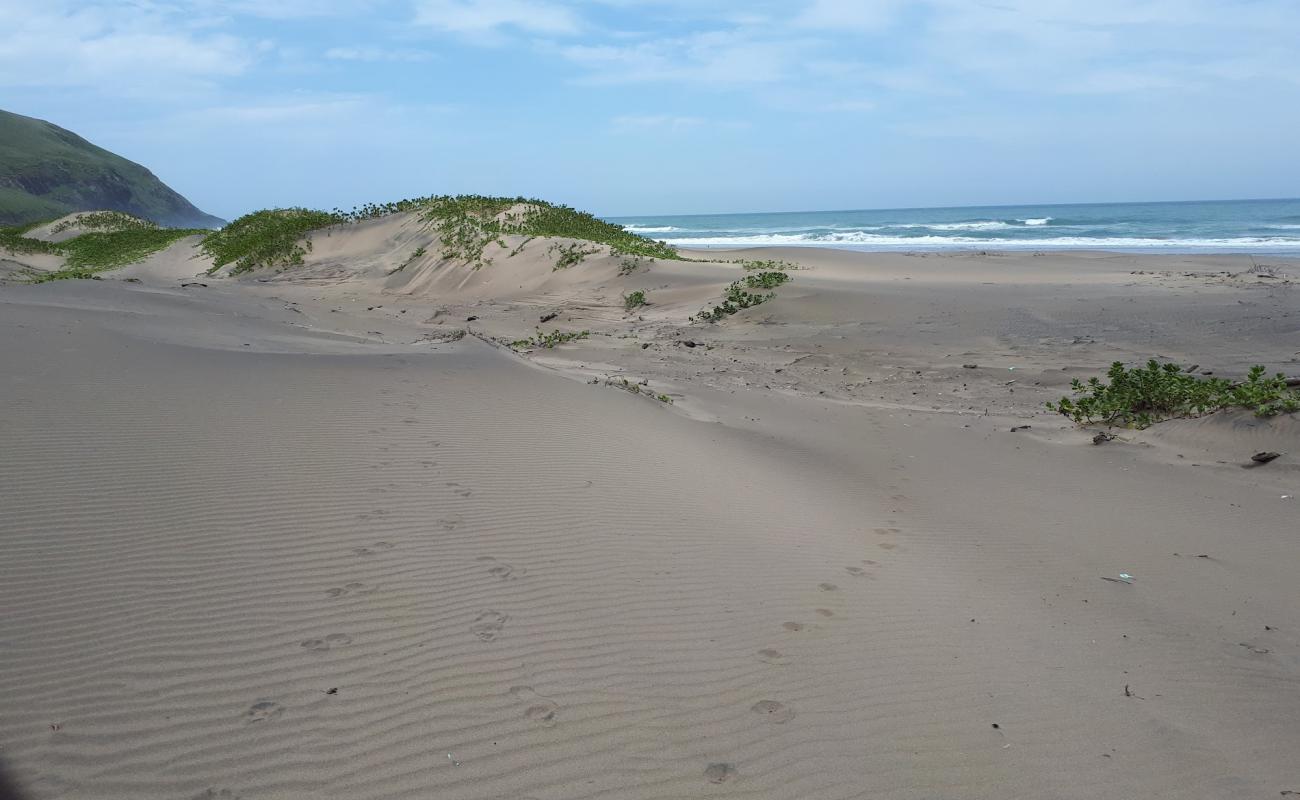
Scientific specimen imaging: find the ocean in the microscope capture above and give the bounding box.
[608,198,1300,253]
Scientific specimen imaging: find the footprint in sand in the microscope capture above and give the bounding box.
[446,482,473,498]
[814,608,835,617]
[191,790,242,800]
[352,542,396,557]
[782,622,807,632]
[477,556,524,580]
[325,582,375,599]
[878,542,899,550]
[845,566,867,577]
[757,648,789,665]
[470,610,509,641]
[818,583,839,592]
[704,763,737,784]
[245,701,283,723]
[873,528,902,535]
[510,686,559,727]
[300,634,352,652]
[750,700,794,724]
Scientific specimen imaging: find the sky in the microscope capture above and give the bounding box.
[2,0,1299,220]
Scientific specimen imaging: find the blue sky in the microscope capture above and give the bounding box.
[3,0,1298,219]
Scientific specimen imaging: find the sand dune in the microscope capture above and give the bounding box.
[2,225,1299,799]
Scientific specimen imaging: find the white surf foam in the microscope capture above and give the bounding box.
[661,232,1300,250]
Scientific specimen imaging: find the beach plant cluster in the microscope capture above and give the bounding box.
[743,271,792,289]
[603,376,673,404]
[509,328,591,349]
[692,271,792,323]
[61,226,203,270]
[201,208,344,275]
[737,258,803,272]
[390,246,427,274]
[1049,360,1300,428]
[614,247,652,275]
[549,242,601,270]
[623,289,648,310]
[186,196,679,276]
[3,214,203,281]
[335,194,677,267]
[0,223,62,256]
[50,211,155,234]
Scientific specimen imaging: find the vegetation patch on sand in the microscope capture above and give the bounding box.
[737,258,806,272]
[211,195,677,274]
[693,271,792,323]
[201,208,344,275]
[0,223,62,256]
[4,212,202,282]
[510,329,591,349]
[60,226,202,271]
[1050,360,1300,428]
[411,195,677,268]
[50,211,157,235]
[623,289,648,310]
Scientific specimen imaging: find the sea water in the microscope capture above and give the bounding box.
[608,198,1300,253]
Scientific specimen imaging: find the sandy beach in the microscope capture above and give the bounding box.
[2,220,1299,799]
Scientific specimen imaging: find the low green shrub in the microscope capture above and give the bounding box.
[743,271,791,289]
[1049,360,1300,428]
[62,227,202,270]
[692,271,790,322]
[201,208,344,274]
[510,329,591,349]
[623,289,648,310]
[550,242,600,270]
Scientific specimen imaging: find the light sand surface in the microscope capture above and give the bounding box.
[2,228,1299,799]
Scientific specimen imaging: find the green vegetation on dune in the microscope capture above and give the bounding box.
[51,211,156,235]
[339,194,676,260]
[510,329,591,349]
[412,195,677,268]
[1050,360,1300,428]
[692,271,792,323]
[200,208,345,275]
[207,195,678,275]
[2,211,202,282]
[0,109,224,228]
[61,226,203,270]
[0,224,62,256]
[623,289,648,310]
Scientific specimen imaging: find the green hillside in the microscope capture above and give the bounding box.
[0,109,224,229]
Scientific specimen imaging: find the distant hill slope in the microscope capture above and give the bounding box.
[0,109,224,229]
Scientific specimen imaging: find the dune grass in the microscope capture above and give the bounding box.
[3,212,201,281]
[0,224,62,256]
[196,196,677,276]
[692,271,792,323]
[623,289,648,310]
[61,227,203,270]
[510,329,591,349]
[201,208,345,275]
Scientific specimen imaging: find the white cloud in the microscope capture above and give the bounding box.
[612,114,703,129]
[413,0,581,35]
[795,0,901,32]
[325,46,436,62]
[558,30,806,86]
[0,1,254,92]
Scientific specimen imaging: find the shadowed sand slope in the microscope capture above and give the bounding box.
[2,251,1299,799]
